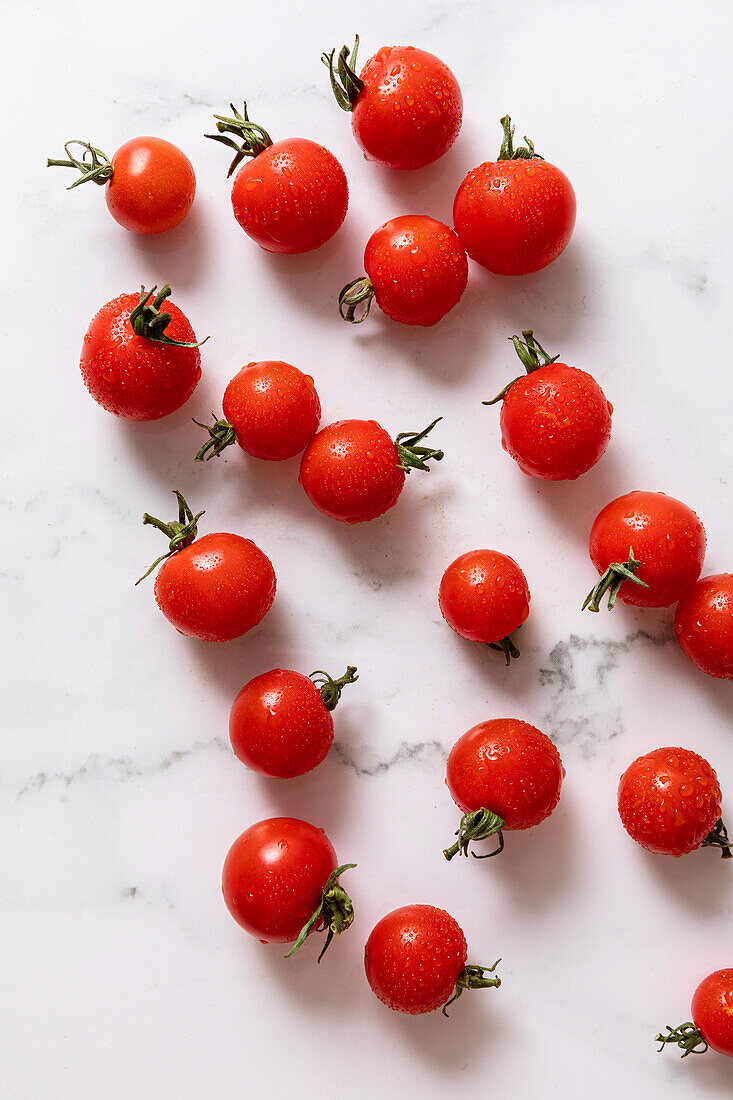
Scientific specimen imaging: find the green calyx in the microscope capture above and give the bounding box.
[442,960,502,1017]
[655,1022,709,1057]
[193,414,237,461]
[394,418,444,473]
[339,277,375,324]
[582,548,649,613]
[483,330,560,405]
[285,864,357,962]
[135,490,204,585]
[310,666,359,711]
[322,35,364,112]
[205,102,273,177]
[130,285,208,349]
[488,634,521,665]
[46,140,113,189]
[497,115,543,161]
[701,817,733,859]
[443,808,506,861]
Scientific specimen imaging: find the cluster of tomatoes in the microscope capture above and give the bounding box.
[50,36,733,1053]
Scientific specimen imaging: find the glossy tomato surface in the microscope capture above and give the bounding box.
[299,419,404,523]
[675,574,733,680]
[438,549,530,644]
[105,136,196,234]
[692,970,733,1056]
[222,361,321,460]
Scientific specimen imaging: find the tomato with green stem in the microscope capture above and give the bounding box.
[657,970,733,1058]
[675,574,733,680]
[438,549,530,662]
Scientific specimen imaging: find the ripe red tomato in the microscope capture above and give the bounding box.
[453,116,576,275]
[674,574,733,681]
[657,970,733,1058]
[444,719,564,860]
[485,330,612,480]
[438,549,530,662]
[339,215,468,326]
[364,904,500,1015]
[323,37,462,170]
[229,665,358,778]
[617,746,731,858]
[222,817,355,959]
[584,491,706,611]
[80,284,204,421]
[299,417,443,523]
[195,361,321,462]
[47,136,195,234]
[207,103,348,253]
[137,491,276,642]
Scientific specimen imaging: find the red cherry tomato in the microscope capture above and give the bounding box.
[453,116,576,276]
[80,285,203,421]
[207,103,348,253]
[658,970,733,1058]
[324,37,462,170]
[584,491,706,611]
[617,747,730,858]
[674,574,733,681]
[195,361,321,462]
[438,549,530,661]
[486,330,612,480]
[137,491,275,642]
[364,904,500,1015]
[444,719,563,860]
[339,215,468,326]
[299,416,443,523]
[222,817,355,958]
[229,665,358,778]
[47,136,195,234]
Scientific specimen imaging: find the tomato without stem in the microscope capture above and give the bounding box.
[438,549,530,662]
[675,574,733,681]
[657,970,733,1058]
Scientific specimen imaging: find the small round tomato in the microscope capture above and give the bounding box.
[453,116,576,276]
[137,491,275,642]
[485,330,612,480]
[47,136,195,234]
[584,491,706,611]
[657,970,733,1058]
[195,361,321,462]
[675,574,733,681]
[444,719,563,860]
[438,549,530,662]
[207,103,348,253]
[364,904,500,1015]
[339,215,468,326]
[323,37,462,170]
[229,665,358,778]
[80,284,204,420]
[299,417,443,523]
[222,817,355,959]
[617,746,731,858]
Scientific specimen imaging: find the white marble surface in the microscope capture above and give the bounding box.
[2,1,733,1096]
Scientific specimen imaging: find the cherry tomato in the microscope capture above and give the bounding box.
[299,417,443,523]
[485,330,612,480]
[617,746,731,858]
[207,103,348,253]
[438,549,530,662]
[323,36,462,170]
[80,284,204,421]
[657,970,733,1058]
[584,491,706,611]
[675,574,733,681]
[47,136,195,234]
[364,904,500,1015]
[137,491,276,642]
[229,665,358,778]
[339,215,468,326]
[222,817,355,958]
[453,116,576,276]
[195,361,321,462]
[444,719,564,860]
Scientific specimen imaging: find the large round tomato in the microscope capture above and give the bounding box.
[675,574,733,680]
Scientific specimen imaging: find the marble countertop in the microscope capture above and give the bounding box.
[3,0,733,1096]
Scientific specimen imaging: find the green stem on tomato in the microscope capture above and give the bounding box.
[443,808,506,861]
[310,666,359,711]
[497,115,543,161]
[46,140,113,188]
[285,864,357,962]
[394,418,444,473]
[655,1022,709,1057]
[205,102,273,176]
[321,35,364,112]
[582,548,649,613]
[130,285,208,349]
[442,960,502,1016]
[339,277,375,324]
[193,414,237,461]
[483,330,559,405]
[700,818,733,859]
[135,490,204,585]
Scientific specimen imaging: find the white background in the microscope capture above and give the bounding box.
[2,1,733,1096]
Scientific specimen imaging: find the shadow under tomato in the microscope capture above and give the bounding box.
[123,199,212,293]
[639,841,733,917]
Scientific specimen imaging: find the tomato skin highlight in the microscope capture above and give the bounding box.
[617,747,722,857]
[104,137,196,234]
[589,491,706,608]
[675,574,733,681]
[230,138,348,253]
[80,292,201,420]
[438,549,530,644]
[453,157,576,275]
[691,970,733,1056]
[153,532,275,641]
[222,361,321,460]
[222,818,338,942]
[299,419,405,523]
